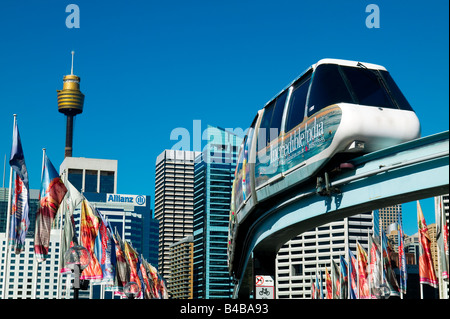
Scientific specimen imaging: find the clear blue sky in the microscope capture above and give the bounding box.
[0,0,448,235]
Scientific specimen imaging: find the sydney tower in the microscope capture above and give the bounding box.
[57,51,85,158]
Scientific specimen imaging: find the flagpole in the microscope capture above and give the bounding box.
[1,114,16,299]
[56,168,67,299]
[32,148,46,299]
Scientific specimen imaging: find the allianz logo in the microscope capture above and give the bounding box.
[107,194,146,206]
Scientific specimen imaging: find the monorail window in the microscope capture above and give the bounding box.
[285,73,311,132]
[257,101,275,152]
[342,66,396,109]
[257,90,288,151]
[379,71,414,111]
[307,64,353,117]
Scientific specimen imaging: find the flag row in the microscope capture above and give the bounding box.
[5,115,167,299]
[311,203,448,299]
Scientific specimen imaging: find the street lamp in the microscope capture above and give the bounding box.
[123,282,139,299]
[64,245,91,299]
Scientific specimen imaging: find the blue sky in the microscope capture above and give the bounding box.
[0,0,448,235]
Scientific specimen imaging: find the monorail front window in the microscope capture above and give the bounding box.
[342,66,396,109]
[307,64,353,117]
[307,63,414,116]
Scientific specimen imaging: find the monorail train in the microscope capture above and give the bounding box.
[228,58,420,269]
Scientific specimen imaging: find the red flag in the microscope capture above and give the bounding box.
[417,201,438,287]
[79,200,103,281]
[325,267,332,299]
[357,242,370,299]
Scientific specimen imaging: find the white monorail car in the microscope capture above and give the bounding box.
[228,59,420,268]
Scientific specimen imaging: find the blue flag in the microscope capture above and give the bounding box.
[9,120,30,254]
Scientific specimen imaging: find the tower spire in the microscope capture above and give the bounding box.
[71,51,75,75]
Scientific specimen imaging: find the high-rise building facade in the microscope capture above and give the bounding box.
[276,212,374,299]
[192,126,242,299]
[169,235,194,299]
[154,150,200,284]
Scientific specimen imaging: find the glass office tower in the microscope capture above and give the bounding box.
[193,126,242,299]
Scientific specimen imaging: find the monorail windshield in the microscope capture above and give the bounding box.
[307,63,413,116]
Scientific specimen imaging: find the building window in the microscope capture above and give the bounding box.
[68,169,83,192]
[84,170,98,192]
[100,171,115,193]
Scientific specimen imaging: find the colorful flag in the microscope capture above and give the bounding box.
[398,220,407,295]
[381,228,400,297]
[139,256,152,299]
[417,201,438,288]
[325,267,332,299]
[339,255,348,299]
[435,196,449,281]
[356,242,370,299]
[108,230,130,296]
[60,180,83,274]
[8,120,30,254]
[97,210,116,286]
[146,261,161,299]
[124,240,142,298]
[34,154,67,262]
[331,259,340,299]
[315,272,321,299]
[311,276,316,299]
[369,235,382,298]
[348,249,357,299]
[79,200,103,281]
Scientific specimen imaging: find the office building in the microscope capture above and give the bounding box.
[154,150,200,284]
[169,235,194,299]
[276,212,374,299]
[378,204,402,234]
[192,126,241,299]
[59,157,117,194]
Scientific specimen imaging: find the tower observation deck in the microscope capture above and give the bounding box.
[57,51,85,158]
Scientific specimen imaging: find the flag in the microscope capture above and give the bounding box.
[381,228,400,297]
[356,242,370,299]
[139,256,152,299]
[331,259,340,299]
[435,196,449,281]
[79,199,103,281]
[369,235,382,298]
[339,255,348,299]
[348,249,358,299]
[325,267,332,299]
[417,201,438,288]
[97,210,116,286]
[8,120,30,254]
[60,180,83,274]
[108,230,130,296]
[311,276,316,299]
[315,272,321,299]
[146,261,161,299]
[398,220,408,295]
[319,269,324,299]
[124,240,142,298]
[34,154,67,262]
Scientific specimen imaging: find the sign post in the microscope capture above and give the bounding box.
[255,275,274,299]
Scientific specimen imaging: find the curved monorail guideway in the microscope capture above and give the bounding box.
[226,58,449,298]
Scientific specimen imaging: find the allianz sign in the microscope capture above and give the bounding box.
[106,194,147,206]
